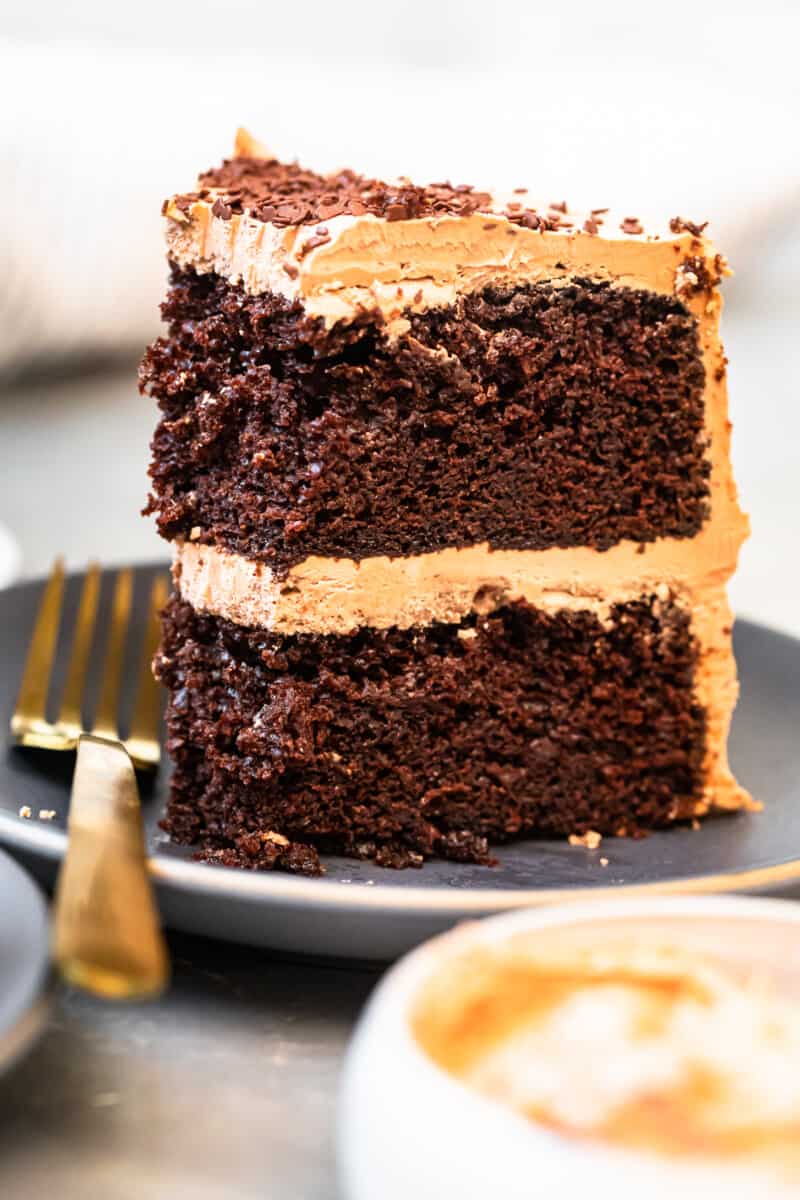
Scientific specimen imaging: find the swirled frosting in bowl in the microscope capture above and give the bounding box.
[412,937,800,1174]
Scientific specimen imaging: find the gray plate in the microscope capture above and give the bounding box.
[1,565,799,961]
[0,846,49,1073]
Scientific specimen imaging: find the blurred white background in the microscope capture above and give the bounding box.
[0,0,798,631]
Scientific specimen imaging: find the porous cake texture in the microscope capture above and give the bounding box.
[143,129,752,874]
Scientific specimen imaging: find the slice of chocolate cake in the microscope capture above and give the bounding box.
[142,129,753,874]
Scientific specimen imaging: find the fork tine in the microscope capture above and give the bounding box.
[11,558,65,741]
[91,568,133,743]
[56,561,101,740]
[126,573,168,769]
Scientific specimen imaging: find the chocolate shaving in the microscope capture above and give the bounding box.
[621,217,644,235]
[298,230,331,257]
[669,216,709,237]
[505,209,545,231]
[169,194,194,216]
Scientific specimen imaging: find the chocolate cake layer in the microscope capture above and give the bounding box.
[156,592,706,871]
[142,268,710,572]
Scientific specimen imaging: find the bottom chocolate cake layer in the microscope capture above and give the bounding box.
[156,593,706,874]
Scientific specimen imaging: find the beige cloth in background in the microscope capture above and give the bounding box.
[1,4,799,375]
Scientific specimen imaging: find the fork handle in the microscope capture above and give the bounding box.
[52,734,169,999]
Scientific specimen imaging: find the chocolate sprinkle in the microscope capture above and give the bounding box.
[504,208,561,232]
[670,216,709,238]
[298,229,331,257]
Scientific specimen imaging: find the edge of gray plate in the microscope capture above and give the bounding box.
[0,847,50,1073]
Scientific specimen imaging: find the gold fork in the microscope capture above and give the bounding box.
[11,560,170,999]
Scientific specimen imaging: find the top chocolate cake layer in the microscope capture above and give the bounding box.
[142,269,711,572]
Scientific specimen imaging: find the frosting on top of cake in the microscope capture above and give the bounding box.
[163,129,728,327]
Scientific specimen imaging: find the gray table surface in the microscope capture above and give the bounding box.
[0,261,797,1199]
[1,933,378,1200]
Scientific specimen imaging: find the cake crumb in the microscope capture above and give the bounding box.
[691,818,701,831]
[261,830,289,847]
[568,830,602,850]
[600,857,609,867]
[189,525,202,541]
[18,805,31,819]
[38,809,57,822]
[457,628,478,641]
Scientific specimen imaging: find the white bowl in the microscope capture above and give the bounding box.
[339,896,800,1200]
